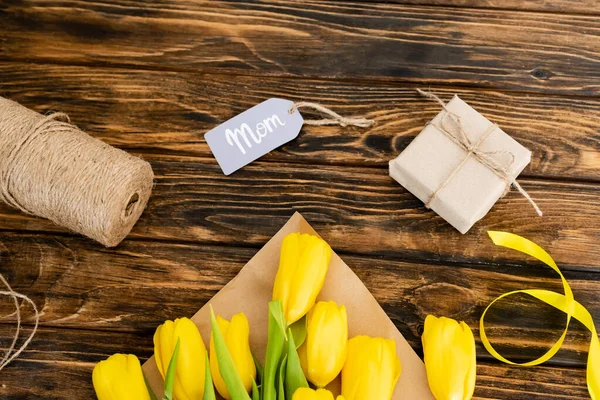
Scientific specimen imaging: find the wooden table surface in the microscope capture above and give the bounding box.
[1,0,600,398]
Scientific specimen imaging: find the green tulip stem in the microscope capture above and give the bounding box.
[252,351,264,385]
[252,378,260,400]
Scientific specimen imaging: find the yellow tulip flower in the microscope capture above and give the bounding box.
[154,317,207,400]
[341,335,402,400]
[273,232,332,324]
[299,301,348,387]
[292,388,345,400]
[93,354,150,400]
[210,312,256,399]
[422,315,476,400]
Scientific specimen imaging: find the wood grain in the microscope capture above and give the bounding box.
[0,159,598,271]
[0,232,598,367]
[2,1,600,95]
[1,1,599,398]
[0,327,590,399]
[1,63,599,182]
[349,0,600,15]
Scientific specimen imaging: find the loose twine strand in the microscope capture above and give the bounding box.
[0,273,39,372]
[417,89,542,217]
[290,102,374,128]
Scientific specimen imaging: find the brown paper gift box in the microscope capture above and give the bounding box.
[389,95,531,234]
[143,212,434,399]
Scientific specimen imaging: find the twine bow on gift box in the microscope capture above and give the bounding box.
[417,89,542,217]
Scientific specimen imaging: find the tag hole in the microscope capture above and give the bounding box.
[125,193,140,217]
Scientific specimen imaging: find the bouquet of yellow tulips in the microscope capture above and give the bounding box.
[92,224,600,400]
[92,232,402,400]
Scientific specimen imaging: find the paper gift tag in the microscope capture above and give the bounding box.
[205,98,304,175]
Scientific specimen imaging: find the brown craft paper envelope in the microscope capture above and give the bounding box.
[143,212,433,399]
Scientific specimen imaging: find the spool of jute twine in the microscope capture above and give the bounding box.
[0,96,154,247]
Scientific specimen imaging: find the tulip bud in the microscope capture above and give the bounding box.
[422,315,476,400]
[299,301,347,387]
[210,312,257,399]
[154,317,207,400]
[341,335,402,400]
[92,354,151,400]
[273,233,332,324]
[292,387,345,400]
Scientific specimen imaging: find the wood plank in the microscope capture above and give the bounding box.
[2,1,600,95]
[0,159,598,271]
[0,233,598,367]
[2,63,600,182]
[475,363,589,399]
[0,327,590,399]
[349,0,600,15]
[0,328,151,400]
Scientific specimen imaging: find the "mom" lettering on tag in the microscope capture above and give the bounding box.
[205,98,304,175]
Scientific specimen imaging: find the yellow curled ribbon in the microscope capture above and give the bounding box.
[480,231,600,399]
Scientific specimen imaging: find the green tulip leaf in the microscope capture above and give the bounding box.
[203,354,216,400]
[270,300,287,338]
[210,306,252,400]
[277,356,287,400]
[252,378,260,400]
[285,328,308,399]
[163,337,180,400]
[289,316,307,349]
[143,371,159,400]
[263,300,287,400]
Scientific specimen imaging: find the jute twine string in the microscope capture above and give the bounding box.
[0,273,39,372]
[417,89,542,217]
[0,97,154,247]
[290,102,374,128]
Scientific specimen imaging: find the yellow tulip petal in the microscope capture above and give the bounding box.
[459,322,476,400]
[287,238,330,323]
[315,389,336,400]
[342,335,401,400]
[227,313,256,392]
[422,316,476,400]
[210,312,256,399]
[217,315,231,335]
[154,318,206,400]
[154,321,174,378]
[292,387,336,400]
[298,342,308,376]
[273,233,332,325]
[304,301,348,388]
[93,354,150,400]
[174,318,206,400]
[273,233,302,316]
